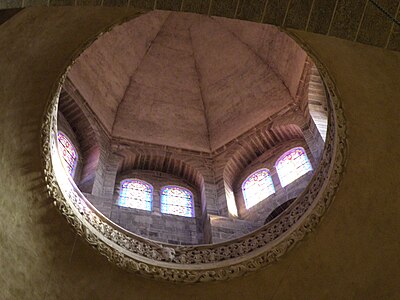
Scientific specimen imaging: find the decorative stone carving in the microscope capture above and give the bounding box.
[40,27,347,283]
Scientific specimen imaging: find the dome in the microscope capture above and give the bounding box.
[54,11,328,247]
[67,11,316,152]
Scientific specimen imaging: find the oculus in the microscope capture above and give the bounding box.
[42,11,346,282]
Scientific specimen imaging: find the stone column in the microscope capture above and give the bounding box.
[90,138,122,218]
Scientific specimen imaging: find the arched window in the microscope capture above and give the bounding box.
[57,131,78,177]
[118,179,153,211]
[160,186,194,217]
[242,169,275,209]
[275,147,313,188]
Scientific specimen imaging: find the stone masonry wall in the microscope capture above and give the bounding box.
[57,111,83,183]
[233,140,314,226]
[110,170,205,245]
[210,215,259,243]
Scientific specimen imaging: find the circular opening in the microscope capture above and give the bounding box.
[43,11,345,282]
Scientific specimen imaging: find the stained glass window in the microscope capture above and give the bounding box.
[275,147,313,188]
[118,179,153,211]
[242,169,275,209]
[57,131,78,177]
[160,186,194,217]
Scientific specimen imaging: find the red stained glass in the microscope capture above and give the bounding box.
[57,131,78,177]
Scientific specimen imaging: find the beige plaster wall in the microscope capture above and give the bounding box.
[0,7,399,300]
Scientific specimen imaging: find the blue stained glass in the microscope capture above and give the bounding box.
[118,179,153,211]
[57,131,78,177]
[275,147,313,187]
[160,186,194,217]
[242,169,275,209]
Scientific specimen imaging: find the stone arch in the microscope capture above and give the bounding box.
[58,85,103,193]
[223,124,305,190]
[117,148,207,191]
[115,148,211,240]
[218,124,312,218]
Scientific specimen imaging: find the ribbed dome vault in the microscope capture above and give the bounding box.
[68,11,308,152]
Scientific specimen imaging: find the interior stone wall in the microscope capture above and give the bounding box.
[209,215,259,243]
[59,84,102,193]
[59,10,326,226]
[110,169,204,245]
[213,121,321,218]
[303,116,325,163]
[233,139,314,225]
[54,67,322,244]
[307,64,329,141]
[57,111,83,183]
[1,7,400,300]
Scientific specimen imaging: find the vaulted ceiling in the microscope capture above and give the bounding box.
[67,11,308,152]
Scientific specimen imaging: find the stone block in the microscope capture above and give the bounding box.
[263,0,289,25]
[75,0,102,5]
[329,0,365,40]
[236,0,265,22]
[284,0,313,30]
[357,0,398,47]
[388,27,400,51]
[307,0,336,34]
[103,0,128,6]
[210,0,240,18]
[0,0,22,8]
[49,0,74,5]
[129,0,154,10]
[155,0,181,10]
